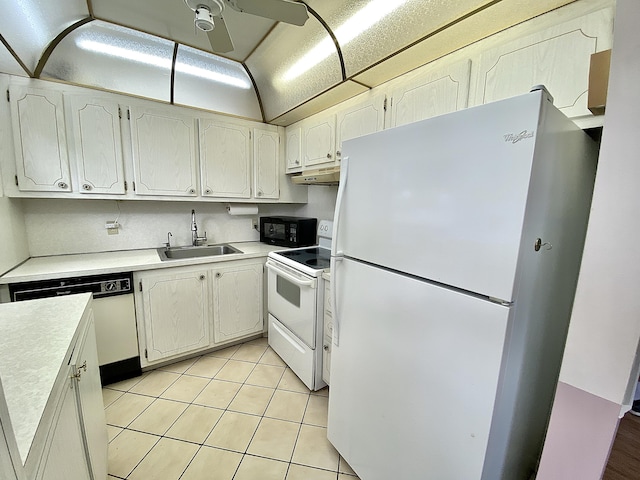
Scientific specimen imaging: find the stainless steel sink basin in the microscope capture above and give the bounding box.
[157,244,242,261]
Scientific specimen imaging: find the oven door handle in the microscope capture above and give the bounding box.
[266,261,316,288]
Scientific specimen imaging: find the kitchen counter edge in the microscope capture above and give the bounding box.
[0,242,282,285]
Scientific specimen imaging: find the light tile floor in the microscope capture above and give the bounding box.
[103,337,360,480]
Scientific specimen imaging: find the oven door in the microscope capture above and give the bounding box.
[266,259,318,348]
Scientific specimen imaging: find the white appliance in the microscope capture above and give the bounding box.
[328,88,598,480]
[8,272,140,385]
[266,220,332,391]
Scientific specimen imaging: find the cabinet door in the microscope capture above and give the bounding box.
[67,95,125,195]
[253,128,279,200]
[390,60,471,128]
[336,95,386,162]
[9,86,72,192]
[38,377,90,480]
[130,106,198,196]
[140,269,210,362]
[71,313,108,480]
[469,8,613,118]
[303,115,336,168]
[200,120,251,198]
[212,261,263,344]
[285,126,302,172]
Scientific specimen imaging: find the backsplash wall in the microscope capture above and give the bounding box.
[22,186,337,257]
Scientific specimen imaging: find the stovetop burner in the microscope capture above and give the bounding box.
[275,247,331,270]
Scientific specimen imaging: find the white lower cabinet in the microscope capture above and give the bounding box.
[136,259,265,367]
[37,380,90,480]
[212,261,264,344]
[36,310,107,480]
[137,267,211,364]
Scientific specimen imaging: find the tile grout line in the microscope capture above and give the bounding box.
[105,341,346,479]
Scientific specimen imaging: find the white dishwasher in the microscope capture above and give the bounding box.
[8,272,141,385]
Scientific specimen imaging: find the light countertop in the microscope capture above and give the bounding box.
[0,293,92,464]
[0,242,281,284]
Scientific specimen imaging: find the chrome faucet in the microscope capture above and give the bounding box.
[191,209,207,246]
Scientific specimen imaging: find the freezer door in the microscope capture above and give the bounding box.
[328,258,510,480]
[335,92,545,302]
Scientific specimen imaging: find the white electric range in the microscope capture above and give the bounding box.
[265,220,332,391]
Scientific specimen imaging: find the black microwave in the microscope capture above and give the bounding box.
[260,216,317,247]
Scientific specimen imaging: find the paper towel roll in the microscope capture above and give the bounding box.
[226,204,258,216]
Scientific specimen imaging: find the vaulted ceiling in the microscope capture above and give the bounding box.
[0,0,576,125]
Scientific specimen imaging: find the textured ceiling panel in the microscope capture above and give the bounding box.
[0,0,88,73]
[269,80,369,126]
[0,43,27,77]
[91,0,275,62]
[41,21,173,102]
[353,0,577,87]
[306,0,489,78]
[246,17,343,121]
[174,44,261,120]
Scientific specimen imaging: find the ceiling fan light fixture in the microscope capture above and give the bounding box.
[194,8,215,31]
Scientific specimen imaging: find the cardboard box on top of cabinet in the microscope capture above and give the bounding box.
[588,49,611,115]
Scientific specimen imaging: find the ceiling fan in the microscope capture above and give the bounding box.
[184,0,309,53]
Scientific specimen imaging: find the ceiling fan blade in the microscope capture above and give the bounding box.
[226,0,309,26]
[207,15,234,53]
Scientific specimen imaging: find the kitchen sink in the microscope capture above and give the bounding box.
[157,244,243,261]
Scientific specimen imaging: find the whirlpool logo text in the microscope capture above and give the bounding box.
[503,130,535,144]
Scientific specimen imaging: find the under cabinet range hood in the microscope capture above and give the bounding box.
[291,166,340,185]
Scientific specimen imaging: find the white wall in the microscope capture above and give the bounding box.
[293,186,339,221]
[21,186,338,257]
[0,198,29,275]
[23,199,260,256]
[0,74,29,274]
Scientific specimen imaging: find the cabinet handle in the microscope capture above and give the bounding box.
[205,188,212,194]
[323,344,330,351]
[295,160,300,165]
[215,272,221,278]
[188,188,196,194]
[326,153,332,159]
[336,150,341,157]
[57,181,68,189]
[257,191,263,196]
[82,183,92,191]
[199,274,206,280]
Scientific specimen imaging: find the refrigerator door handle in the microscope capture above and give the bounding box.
[332,156,349,257]
[330,256,343,346]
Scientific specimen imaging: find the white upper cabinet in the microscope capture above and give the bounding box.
[469,7,614,119]
[66,95,125,195]
[302,115,336,168]
[199,120,251,198]
[285,126,302,173]
[129,106,198,197]
[336,94,386,161]
[9,86,72,192]
[253,128,280,199]
[389,60,471,128]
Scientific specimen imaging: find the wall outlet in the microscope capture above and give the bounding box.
[105,220,120,235]
[252,218,258,230]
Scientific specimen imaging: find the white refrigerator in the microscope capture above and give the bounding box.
[328,88,598,480]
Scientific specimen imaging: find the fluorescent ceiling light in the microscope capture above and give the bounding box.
[77,39,251,89]
[282,0,409,82]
